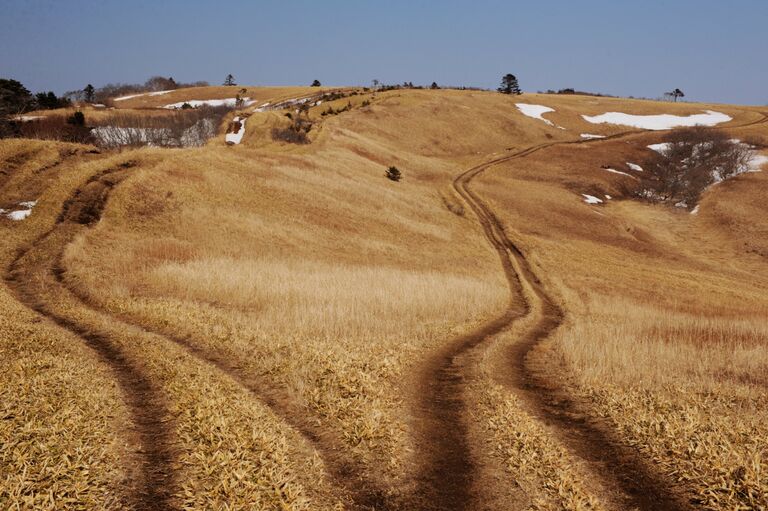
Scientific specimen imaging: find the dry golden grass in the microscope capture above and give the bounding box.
[478,125,768,508]
[60,132,510,492]
[3,87,767,509]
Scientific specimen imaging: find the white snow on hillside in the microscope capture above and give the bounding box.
[648,142,672,153]
[582,110,731,130]
[114,93,144,101]
[746,153,768,172]
[5,200,37,221]
[582,194,603,204]
[226,117,246,145]
[163,98,252,109]
[516,103,555,126]
[13,115,45,122]
[580,133,605,139]
[604,168,636,178]
[92,126,167,146]
[115,90,173,101]
[627,162,643,171]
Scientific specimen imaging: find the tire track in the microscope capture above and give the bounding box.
[62,290,393,511]
[413,124,730,509]
[453,149,693,510]
[44,169,391,509]
[5,162,178,511]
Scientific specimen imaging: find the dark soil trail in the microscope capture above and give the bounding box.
[412,136,701,511]
[5,163,178,511]
[411,109,768,510]
[60,299,393,511]
[46,173,391,510]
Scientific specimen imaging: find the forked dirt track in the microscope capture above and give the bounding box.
[3,110,766,510]
[5,163,178,511]
[12,163,391,509]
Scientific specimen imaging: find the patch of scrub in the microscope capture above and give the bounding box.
[516,103,556,126]
[163,98,253,109]
[5,200,37,221]
[582,194,604,204]
[627,162,643,172]
[580,133,605,139]
[582,110,731,130]
[226,117,246,145]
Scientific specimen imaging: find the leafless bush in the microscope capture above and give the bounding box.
[635,127,753,208]
[271,127,309,144]
[90,106,231,148]
[18,116,93,144]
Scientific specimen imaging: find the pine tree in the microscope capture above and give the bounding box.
[311,79,321,87]
[498,74,521,95]
[671,88,685,102]
[224,74,236,86]
[430,82,439,90]
[83,84,95,103]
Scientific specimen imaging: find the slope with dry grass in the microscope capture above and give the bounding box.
[3,87,768,509]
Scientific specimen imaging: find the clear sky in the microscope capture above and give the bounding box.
[2,0,766,105]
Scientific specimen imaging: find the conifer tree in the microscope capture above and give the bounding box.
[498,74,521,95]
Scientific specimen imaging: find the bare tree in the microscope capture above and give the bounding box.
[635,127,752,207]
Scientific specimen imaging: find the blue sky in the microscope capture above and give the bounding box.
[1,0,766,104]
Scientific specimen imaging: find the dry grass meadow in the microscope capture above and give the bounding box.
[2,86,767,510]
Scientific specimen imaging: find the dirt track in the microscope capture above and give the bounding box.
[5,163,178,511]
[4,110,767,509]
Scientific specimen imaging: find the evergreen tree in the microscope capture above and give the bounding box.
[498,73,522,95]
[0,79,33,116]
[83,84,95,103]
[430,82,440,89]
[311,79,321,87]
[671,88,685,102]
[224,74,236,86]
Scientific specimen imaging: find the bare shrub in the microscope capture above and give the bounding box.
[271,127,309,144]
[635,127,753,208]
[18,115,93,144]
[90,106,231,148]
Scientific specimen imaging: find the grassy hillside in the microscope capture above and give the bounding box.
[1,87,767,510]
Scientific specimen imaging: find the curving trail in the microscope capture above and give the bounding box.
[39,167,391,509]
[5,163,178,511]
[4,109,764,510]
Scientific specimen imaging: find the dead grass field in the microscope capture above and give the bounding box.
[2,87,767,509]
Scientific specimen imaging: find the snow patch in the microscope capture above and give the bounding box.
[627,162,643,172]
[604,168,635,178]
[516,103,555,126]
[690,205,700,215]
[582,110,731,130]
[747,153,768,172]
[163,98,251,109]
[647,142,672,154]
[5,200,37,221]
[582,194,604,204]
[605,195,612,200]
[148,90,172,96]
[114,93,144,101]
[226,117,246,145]
[580,133,605,139]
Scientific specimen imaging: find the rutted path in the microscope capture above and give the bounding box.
[5,163,178,511]
[35,166,391,509]
[411,109,768,511]
[416,141,688,511]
